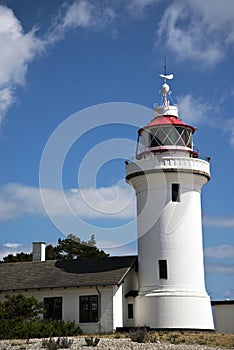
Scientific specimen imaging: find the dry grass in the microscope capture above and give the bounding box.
[96,331,234,348]
[147,331,234,348]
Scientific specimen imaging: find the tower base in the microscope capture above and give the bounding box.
[134,293,214,330]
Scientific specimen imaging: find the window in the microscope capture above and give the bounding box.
[80,295,98,323]
[128,303,133,319]
[172,183,180,202]
[149,126,192,148]
[159,260,168,279]
[44,297,62,320]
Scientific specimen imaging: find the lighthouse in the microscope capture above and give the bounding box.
[125,71,214,330]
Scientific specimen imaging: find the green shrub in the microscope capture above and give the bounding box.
[42,338,59,350]
[129,328,149,343]
[0,294,44,322]
[0,319,82,339]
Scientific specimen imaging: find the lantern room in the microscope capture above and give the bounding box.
[136,73,198,159]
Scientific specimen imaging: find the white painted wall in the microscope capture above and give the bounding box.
[122,268,138,327]
[98,287,114,333]
[123,268,138,293]
[123,297,135,328]
[126,154,214,330]
[113,285,123,329]
[213,304,234,333]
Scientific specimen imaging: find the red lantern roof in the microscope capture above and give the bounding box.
[138,115,196,135]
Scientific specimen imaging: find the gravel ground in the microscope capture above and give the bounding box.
[0,337,230,350]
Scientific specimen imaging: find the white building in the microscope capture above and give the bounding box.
[0,72,215,332]
[0,242,138,333]
[212,300,234,333]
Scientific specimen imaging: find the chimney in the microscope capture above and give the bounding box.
[32,242,46,262]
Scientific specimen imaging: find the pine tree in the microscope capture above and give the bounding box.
[1,234,108,262]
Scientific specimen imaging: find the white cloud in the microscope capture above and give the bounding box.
[203,215,234,228]
[63,0,93,29]
[177,93,234,147]
[68,185,135,218]
[206,262,234,274]
[96,240,137,256]
[0,243,31,261]
[223,118,234,147]
[127,0,161,18]
[47,0,116,43]
[0,183,135,221]
[0,0,164,124]
[223,289,234,299]
[205,245,234,259]
[0,87,15,124]
[0,5,43,123]
[0,5,41,86]
[4,242,21,248]
[157,0,234,66]
[0,1,119,123]
[177,94,213,125]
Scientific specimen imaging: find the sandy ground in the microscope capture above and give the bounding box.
[0,336,230,350]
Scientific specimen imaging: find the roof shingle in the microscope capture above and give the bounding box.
[0,256,137,292]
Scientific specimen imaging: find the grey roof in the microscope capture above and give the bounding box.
[211,300,234,305]
[0,256,137,292]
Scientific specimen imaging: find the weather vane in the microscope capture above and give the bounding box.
[159,57,174,106]
[159,57,174,82]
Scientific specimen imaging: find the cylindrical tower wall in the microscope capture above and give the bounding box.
[134,295,214,329]
[132,172,207,295]
[126,157,214,330]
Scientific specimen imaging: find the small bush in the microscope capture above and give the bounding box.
[42,338,59,350]
[42,337,73,350]
[148,333,160,343]
[129,328,149,343]
[85,336,100,347]
[58,337,73,348]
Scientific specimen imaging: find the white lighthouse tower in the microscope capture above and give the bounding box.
[125,71,214,330]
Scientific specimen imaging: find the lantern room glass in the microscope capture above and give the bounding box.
[149,126,192,148]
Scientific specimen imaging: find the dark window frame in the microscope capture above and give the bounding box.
[44,297,62,320]
[80,295,99,323]
[159,259,168,279]
[172,183,180,202]
[128,303,134,319]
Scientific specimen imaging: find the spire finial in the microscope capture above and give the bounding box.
[154,61,178,118]
[164,56,167,77]
[159,60,174,106]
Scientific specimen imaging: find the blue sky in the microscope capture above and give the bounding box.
[0,0,234,300]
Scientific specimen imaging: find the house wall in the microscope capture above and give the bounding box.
[98,287,114,333]
[0,286,114,334]
[123,296,135,328]
[122,268,138,327]
[213,304,234,334]
[113,285,123,329]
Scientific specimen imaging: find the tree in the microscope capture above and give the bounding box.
[2,252,32,263]
[66,233,96,246]
[0,295,83,339]
[0,294,43,321]
[1,234,108,262]
[45,235,108,260]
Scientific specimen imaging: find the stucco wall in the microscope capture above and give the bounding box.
[213,304,234,334]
